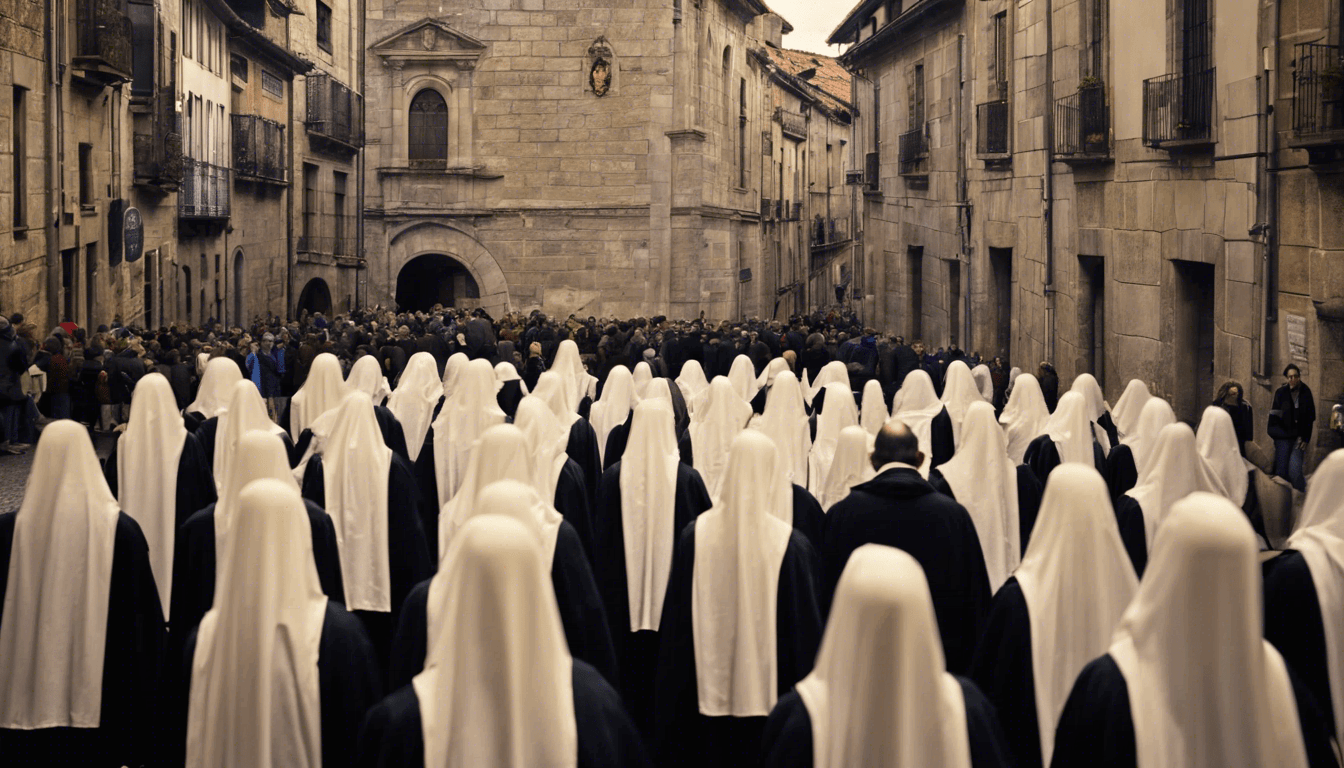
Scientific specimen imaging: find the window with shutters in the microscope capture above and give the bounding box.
[408,88,448,168]
[316,1,332,53]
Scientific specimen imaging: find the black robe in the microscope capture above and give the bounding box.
[182,410,206,434]
[1050,653,1336,768]
[103,431,216,534]
[291,406,411,469]
[928,465,1044,558]
[652,522,823,767]
[928,406,957,470]
[387,521,617,691]
[172,499,346,641]
[175,602,383,768]
[603,411,692,472]
[193,416,296,471]
[1263,550,1336,736]
[592,461,713,737]
[354,660,651,768]
[1105,444,1139,501]
[0,512,167,768]
[968,576,1046,768]
[821,467,991,674]
[496,379,525,418]
[1108,495,1153,578]
[1022,433,1108,487]
[300,453,434,676]
[759,677,1013,768]
[567,417,604,505]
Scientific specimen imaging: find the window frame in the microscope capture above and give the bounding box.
[407,87,449,168]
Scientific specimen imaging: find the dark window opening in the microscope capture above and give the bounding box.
[302,163,319,251]
[408,89,448,167]
[993,13,1009,99]
[316,1,332,53]
[183,266,193,323]
[907,246,923,340]
[396,254,480,312]
[12,86,25,229]
[333,170,348,254]
[989,247,1013,360]
[79,143,94,207]
[738,78,747,188]
[230,53,248,82]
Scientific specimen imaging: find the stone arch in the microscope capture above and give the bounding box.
[388,222,510,316]
[297,278,333,317]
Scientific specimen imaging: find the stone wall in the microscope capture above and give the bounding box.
[0,12,48,322]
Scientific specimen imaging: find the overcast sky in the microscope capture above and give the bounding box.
[770,0,851,55]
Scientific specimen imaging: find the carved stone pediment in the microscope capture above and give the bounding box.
[371,18,486,68]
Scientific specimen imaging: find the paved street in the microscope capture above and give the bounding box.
[0,430,116,513]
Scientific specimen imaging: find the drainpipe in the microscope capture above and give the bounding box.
[44,0,62,327]
[355,0,366,311]
[1258,9,1278,377]
[1042,0,1057,366]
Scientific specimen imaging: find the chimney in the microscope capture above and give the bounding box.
[755,13,785,48]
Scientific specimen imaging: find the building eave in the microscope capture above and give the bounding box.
[203,0,313,76]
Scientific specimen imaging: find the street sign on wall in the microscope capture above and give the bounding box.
[124,206,144,263]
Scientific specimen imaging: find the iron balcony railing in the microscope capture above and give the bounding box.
[977,99,1010,155]
[1292,43,1344,138]
[1055,83,1110,156]
[133,86,183,189]
[810,217,850,249]
[898,126,928,175]
[307,72,365,150]
[179,159,231,220]
[232,114,287,184]
[775,107,807,140]
[1142,68,1215,148]
[74,0,133,81]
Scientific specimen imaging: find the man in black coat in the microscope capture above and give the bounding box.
[0,317,27,453]
[105,346,146,424]
[1269,363,1316,492]
[820,420,992,674]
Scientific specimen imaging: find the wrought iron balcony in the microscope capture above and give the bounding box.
[977,99,1010,156]
[233,114,287,185]
[1142,68,1215,149]
[1055,82,1111,160]
[133,86,182,190]
[810,217,851,250]
[1290,44,1344,161]
[306,72,364,151]
[179,159,231,220]
[775,107,807,141]
[74,0,133,83]
[898,126,928,175]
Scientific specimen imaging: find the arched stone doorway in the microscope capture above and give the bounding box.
[396,253,480,312]
[297,278,333,317]
[387,223,511,316]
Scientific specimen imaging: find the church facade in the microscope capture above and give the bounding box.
[360,0,798,319]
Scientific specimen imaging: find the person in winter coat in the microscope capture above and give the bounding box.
[1268,364,1315,492]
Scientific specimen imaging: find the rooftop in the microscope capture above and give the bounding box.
[761,46,853,115]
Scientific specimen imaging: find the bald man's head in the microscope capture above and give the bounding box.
[871,419,923,471]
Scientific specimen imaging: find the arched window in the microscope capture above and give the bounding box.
[408,88,448,167]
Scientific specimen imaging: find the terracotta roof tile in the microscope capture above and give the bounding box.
[763,47,853,114]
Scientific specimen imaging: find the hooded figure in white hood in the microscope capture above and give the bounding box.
[0,422,166,767]
[386,351,443,463]
[182,479,380,768]
[1265,449,1344,743]
[807,381,860,495]
[591,398,712,736]
[1117,422,1225,557]
[652,430,824,766]
[173,429,346,651]
[998,373,1050,465]
[300,392,432,673]
[346,353,392,406]
[969,464,1138,768]
[761,544,1011,768]
[1051,492,1333,768]
[389,470,618,693]
[355,516,650,768]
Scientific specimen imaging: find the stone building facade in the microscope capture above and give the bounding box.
[831,0,1341,463]
[361,0,794,319]
[0,0,359,331]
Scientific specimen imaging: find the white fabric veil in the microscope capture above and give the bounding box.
[937,401,1019,591]
[619,399,681,632]
[386,352,442,463]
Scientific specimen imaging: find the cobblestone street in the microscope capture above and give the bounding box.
[0,430,115,513]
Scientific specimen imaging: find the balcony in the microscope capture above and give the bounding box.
[233,114,287,185]
[133,86,182,190]
[1054,82,1111,163]
[898,126,928,176]
[178,159,231,220]
[306,73,364,152]
[977,99,1010,158]
[1290,44,1344,163]
[1142,68,1215,150]
[775,107,807,141]
[74,0,133,84]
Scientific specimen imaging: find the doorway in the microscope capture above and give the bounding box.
[233,250,245,326]
[1078,255,1105,382]
[1172,260,1215,422]
[396,254,480,312]
[948,259,962,348]
[989,247,1013,361]
[297,278,333,317]
[907,246,924,340]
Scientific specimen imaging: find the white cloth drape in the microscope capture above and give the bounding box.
[322,393,392,613]
[619,399,681,632]
[937,401,1019,591]
[431,359,506,511]
[386,352,442,463]
[1124,423,1224,548]
[188,357,244,419]
[999,374,1050,465]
